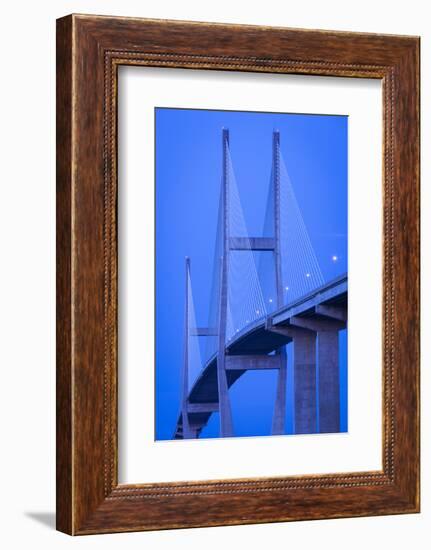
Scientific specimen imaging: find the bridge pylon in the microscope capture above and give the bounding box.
[217,128,234,437]
[214,128,288,437]
[271,130,288,435]
[180,257,197,439]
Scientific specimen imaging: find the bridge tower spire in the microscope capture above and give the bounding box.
[271,130,288,435]
[216,128,234,437]
[181,257,196,439]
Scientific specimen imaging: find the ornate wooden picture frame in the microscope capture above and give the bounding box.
[56,14,420,535]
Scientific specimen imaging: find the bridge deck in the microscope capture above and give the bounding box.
[174,274,347,439]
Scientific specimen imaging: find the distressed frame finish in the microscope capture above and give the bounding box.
[56,14,420,535]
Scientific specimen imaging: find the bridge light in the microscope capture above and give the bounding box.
[256,309,260,315]
[306,273,311,278]
[332,255,338,262]
[269,298,273,303]
[285,286,289,291]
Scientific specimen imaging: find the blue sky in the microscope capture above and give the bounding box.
[155,107,348,440]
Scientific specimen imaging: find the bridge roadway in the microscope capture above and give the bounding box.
[174,273,347,439]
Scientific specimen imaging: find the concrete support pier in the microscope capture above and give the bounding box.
[272,350,287,434]
[291,314,345,434]
[318,330,340,433]
[293,331,317,434]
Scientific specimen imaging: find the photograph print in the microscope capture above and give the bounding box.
[155,107,348,441]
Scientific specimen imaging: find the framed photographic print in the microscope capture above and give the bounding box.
[56,14,420,534]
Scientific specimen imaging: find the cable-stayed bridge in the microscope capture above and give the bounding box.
[174,129,347,439]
